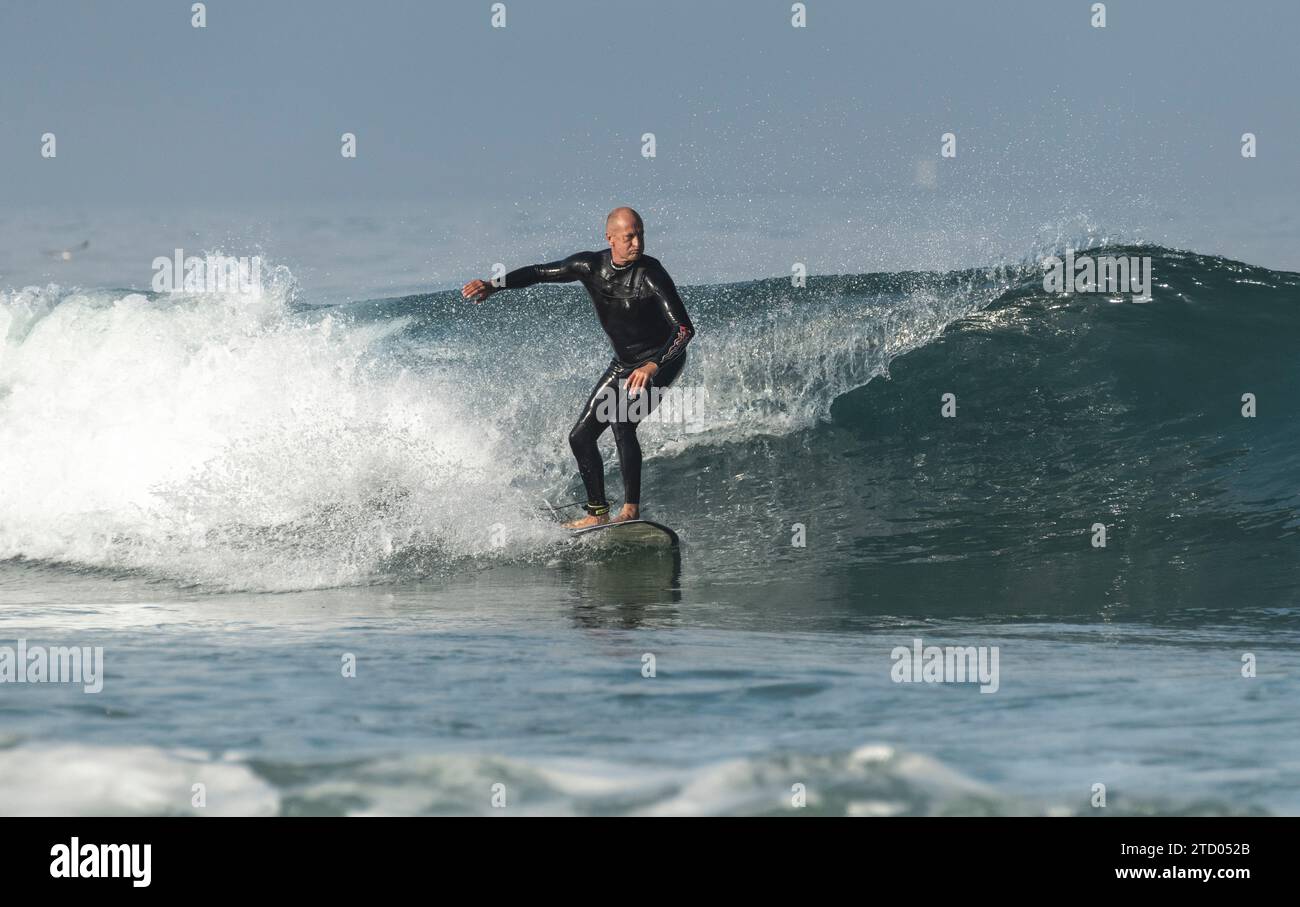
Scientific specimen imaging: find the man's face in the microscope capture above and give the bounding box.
[607,219,644,264]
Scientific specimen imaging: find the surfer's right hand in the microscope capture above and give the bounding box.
[461,279,496,303]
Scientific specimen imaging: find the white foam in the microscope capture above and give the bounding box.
[0,281,555,591]
[0,743,278,816]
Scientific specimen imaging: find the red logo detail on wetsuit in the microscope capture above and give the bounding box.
[661,325,692,363]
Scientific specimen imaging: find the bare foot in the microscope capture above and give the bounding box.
[563,513,609,530]
[611,504,640,523]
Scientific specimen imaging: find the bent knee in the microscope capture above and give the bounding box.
[570,421,601,449]
[610,419,640,439]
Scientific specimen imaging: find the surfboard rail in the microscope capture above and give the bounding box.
[569,518,679,548]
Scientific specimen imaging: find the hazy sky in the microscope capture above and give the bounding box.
[1,0,1296,294]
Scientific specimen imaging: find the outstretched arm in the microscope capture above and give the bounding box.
[461,252,591,303]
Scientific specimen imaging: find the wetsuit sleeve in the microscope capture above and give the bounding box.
[644,265,695,366]
[503,252,593,289]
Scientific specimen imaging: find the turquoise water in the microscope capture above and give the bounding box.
[1,245,1297,815]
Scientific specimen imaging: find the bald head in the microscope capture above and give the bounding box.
[606,207,643,232]
[605,207,645,266]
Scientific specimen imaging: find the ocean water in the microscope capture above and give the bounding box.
[1,243,1297,816]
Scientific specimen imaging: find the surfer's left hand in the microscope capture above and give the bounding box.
[626,362,659,396]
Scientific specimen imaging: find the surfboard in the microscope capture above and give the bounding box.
[569,519,679,549]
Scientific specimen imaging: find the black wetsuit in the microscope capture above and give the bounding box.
[503,249,695,514]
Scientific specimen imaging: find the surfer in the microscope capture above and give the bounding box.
[461,207,695,529]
